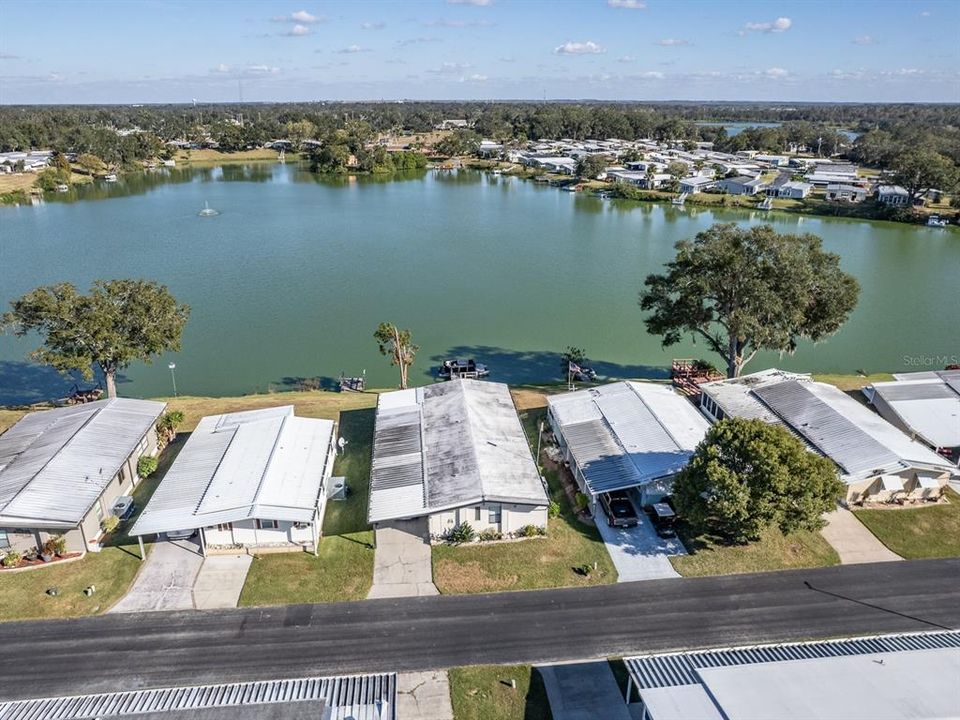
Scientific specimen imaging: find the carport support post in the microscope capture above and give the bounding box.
[137,535,145,561]
[198,527,207,557]
[312,516,319,557]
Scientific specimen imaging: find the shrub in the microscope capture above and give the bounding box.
[575,492,590,511]
[157,410,185,446]
[447,522,475,544]
[575,562,593,577]
[137,455,159,478]
[1,551,23,569]
[478,529,502,542]
[518,524,545,538]
[548,500,561,518]
[100,516,120,534]
[50,535,67,556]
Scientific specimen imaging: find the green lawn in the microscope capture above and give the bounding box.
[853,488,960,559]
[432,393,616,594]
[449,665,552,720]
[670,525,840,577]
[239,405,377,606]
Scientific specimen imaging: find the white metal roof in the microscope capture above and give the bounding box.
[0,398,166,528]
[700,370,958,483]
[131,406,335,536]
[547,382,710,495]
[866,374,960,449]
[0,672,396,720]
[368,380,546,523]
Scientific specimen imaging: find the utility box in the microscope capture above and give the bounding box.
[327,476,348,500]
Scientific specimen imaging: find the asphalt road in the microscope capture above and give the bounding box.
[1,558,958,701]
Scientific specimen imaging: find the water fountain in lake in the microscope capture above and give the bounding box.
[197,201,220,217]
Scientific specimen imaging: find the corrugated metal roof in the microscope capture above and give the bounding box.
[937,369,960,397]
[868,378,960,449]
[131,407,335,536]
[0,399,166,527]
[0,672,396,720]
[547,382,710,495]
[368,380,546,523]
[625,631,960,690]
[753,380,902,476]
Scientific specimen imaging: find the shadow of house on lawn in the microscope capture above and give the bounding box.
[423,346,670,386]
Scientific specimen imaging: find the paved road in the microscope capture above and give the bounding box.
[1,558,958,701]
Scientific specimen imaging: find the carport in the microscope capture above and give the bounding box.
[546,382,711,516]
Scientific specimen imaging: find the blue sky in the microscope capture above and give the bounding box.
[1,0,958,104]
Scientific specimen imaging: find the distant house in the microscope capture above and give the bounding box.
[777,181,813,199]
[876,185,911,206]
[477,140,503,158]
[805,171,861,187]
[367,380,548,537]
[679,175,716,194]
[547,382,710,513]
[526,156,577,175]
[699,369,959,504]
[131,406,337,556]
[437,119,470,130]
[0,399,166,557]
[755,154,789,167]
[825,183,868,202]
[717,176,766,195]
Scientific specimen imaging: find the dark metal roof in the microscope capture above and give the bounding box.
[0,673,396,720]
[625,631,960,690]
[753,380,901,475]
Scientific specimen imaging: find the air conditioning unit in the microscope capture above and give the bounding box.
[327,476,348,501]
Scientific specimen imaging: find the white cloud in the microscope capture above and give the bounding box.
[920,10,931,16]
[618,55,635,63]
[429,61,472,74]
[425,18,493,27]
[740,17,792,35]
[635,71,665,79]
[0,52,20,60]
[213,63,231,73]
[554,40,605,55]
[447,0,491,5]
[462,73,488,82]
[211,64,280,77]
[337,45,368,54]
[607,0,646,8]
[361,21,385,30]
[829,68,866,81]
[764,67,789,78]
[272,10,323,23]
[655,38,689,46]
[246,64,280,75]
[397,36,441,47]
[852,35,874,45]
[285,24,312,36]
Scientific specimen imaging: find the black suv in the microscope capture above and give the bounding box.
[600,490,639,528]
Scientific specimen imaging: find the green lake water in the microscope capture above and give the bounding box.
[1,164,957,404]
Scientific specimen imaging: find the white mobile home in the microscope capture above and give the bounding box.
[131,406,336,555]
[877,184,911,206]
[699,369,959,504]
[367,380,548,538]
[0,399,165,557]
[547,382,710,513]
[679,175,716,194]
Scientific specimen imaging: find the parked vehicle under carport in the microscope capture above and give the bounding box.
[600,490,640,528]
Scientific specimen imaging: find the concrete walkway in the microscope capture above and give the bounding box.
[368,519,439,599]
[109,539,203,613]
[820,506,902,564]
[193,554,252,609]
[595,514,684,582]
[397,671,453,720]
[538,661,631,720]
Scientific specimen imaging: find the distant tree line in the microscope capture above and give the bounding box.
[1,102,957,191]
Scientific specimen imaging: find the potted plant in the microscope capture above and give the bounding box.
[41,539,56,562]
[1,551,23,569]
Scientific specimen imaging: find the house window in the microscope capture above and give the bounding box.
[256,519,279,530]
[488,504,502,525]
[0,531,8,550]
[475,507,482,522]
[216,523,233,532]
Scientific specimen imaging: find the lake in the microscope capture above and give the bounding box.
[1,164,957,404]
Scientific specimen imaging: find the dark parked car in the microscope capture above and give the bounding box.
[111,495,136,521]
[600,490,639,528]
[644,502,677,538]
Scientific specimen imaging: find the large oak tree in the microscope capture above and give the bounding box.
[4,279,190,398]
[639,223,859,378]
[673,418,845,544]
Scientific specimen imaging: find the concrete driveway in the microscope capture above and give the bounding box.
[538,661,631,720]
[368,519,438,599]
[193,554,253,609]
[820,506,901,564]
[108,538,203,613]
[595,511,684,582]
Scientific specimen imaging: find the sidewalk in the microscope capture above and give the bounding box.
[820,506,901,564]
